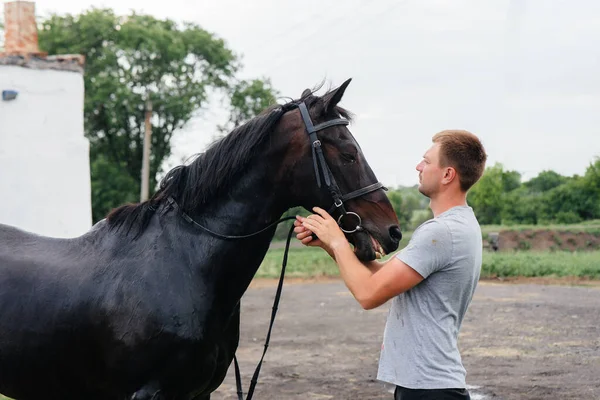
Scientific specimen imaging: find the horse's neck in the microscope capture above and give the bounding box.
[193,170,287,239]
[189,166,290,308]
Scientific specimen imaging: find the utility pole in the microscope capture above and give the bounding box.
[140,99,152,202]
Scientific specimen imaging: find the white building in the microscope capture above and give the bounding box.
[0,1,91,238]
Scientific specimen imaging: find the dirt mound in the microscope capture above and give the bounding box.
[488,230,600,252]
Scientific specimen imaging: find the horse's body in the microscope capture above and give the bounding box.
[0,80,401,399]
[0,159,280,400]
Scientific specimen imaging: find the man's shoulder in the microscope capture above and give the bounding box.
[404,219,453,258]
[414,218,452,239]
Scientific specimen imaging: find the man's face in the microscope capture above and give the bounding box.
[415,143,444,197]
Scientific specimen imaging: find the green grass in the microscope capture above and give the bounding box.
[257,246,600,280]
[482,251,600,279]
[257,246,339,278]
[261,232,412,279]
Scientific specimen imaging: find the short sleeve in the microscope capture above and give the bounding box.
[396,219,453,279]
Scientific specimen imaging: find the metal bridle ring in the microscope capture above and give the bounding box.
[337,212,363,234]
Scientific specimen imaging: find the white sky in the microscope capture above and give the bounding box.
[13,0,600,187]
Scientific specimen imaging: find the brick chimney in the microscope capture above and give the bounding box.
[4,1,40,55]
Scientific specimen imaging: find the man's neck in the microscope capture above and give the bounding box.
[429,191,468,217]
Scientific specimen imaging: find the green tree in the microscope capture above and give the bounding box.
[525,170,568,192]
[539,178,587,222]
[387,186,429,230]
[501,187,541,225]
[90,155,138,222]
[583,158,600,201]
[386,191,409,229]
[468,163,505,224]
[540,160,600,222]
[217,78,278,135]
[38,9,277,221]
[502,170,521,192]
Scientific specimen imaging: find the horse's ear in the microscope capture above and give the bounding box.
[323,78,352,114]
[301,89,312,98]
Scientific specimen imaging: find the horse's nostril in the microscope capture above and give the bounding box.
[389,225,402,241]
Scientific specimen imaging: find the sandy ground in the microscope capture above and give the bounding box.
[211,278,600,400]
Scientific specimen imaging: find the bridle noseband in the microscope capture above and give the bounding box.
[297,102,386,233]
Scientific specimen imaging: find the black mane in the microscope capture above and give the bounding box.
[106,88,352,236]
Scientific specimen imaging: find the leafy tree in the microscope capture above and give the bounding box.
[501,187,541,225]
[38,9,277,221]
[387,186,429,230]
[525,170,568,192]
[502,170,521,192]
[468,163,505,224]
[217,78,278,135]
[540,178,588,222]
[583,158,600,199]
[387,191,409,230]
[90,155,138,222]
[541,164,600,222]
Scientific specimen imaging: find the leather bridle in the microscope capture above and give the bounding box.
[297,102,386,233]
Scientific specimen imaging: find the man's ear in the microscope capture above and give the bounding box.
[443,167,457,185]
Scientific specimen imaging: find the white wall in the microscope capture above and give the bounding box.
[0,65,92,238]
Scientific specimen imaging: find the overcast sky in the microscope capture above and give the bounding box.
[18,0,600,187]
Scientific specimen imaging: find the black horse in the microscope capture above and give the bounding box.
[0,79,401,400]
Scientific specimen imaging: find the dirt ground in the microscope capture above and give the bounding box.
[212,278,600,400]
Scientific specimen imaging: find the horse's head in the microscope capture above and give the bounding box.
[277,79,402,261]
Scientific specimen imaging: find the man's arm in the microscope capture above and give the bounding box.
[298,210,424,310]
[365,260,385,274]
[330,243,423,310]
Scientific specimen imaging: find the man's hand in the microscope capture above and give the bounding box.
[300,207,350,252]
[294,216,326,248]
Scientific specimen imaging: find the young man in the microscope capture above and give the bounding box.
[295,130,487,400]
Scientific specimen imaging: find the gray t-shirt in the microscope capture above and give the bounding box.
[377,205,482,389]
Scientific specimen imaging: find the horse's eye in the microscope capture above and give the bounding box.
[342,153,357,164]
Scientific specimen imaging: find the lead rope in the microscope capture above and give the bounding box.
[234,223,296,400]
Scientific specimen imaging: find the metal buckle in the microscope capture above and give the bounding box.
[337,212,362,234]
[312,140,322,148]
[334,198,343,208]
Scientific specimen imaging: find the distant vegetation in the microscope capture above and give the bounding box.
[258,246,600,280]
[274,158,600,241]
[468,160,600,226]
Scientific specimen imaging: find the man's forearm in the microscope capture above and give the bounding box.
[321,245,336,261]
[331,243,375,306]
[323,248,384,273]
[323,246,383,273]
